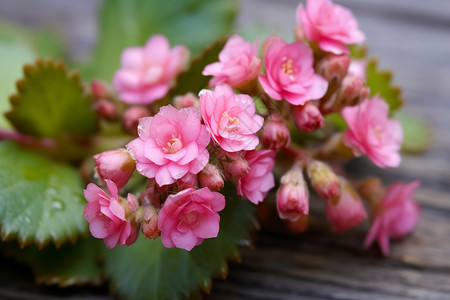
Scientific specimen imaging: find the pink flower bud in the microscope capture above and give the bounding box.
[292,102,324,133]
[94,149,136,191]
[199,164,224,191]
[94,100,117,121]
[142,205,160,239]
[126,193,139,212]
[177,173,197,190]
[325,178,367,232]
[276,164,309,221]
[348,59,367,79]
[317,54,351,85]
[219,150,249,180]
[123,106,150,135]
[261,114,291,150]
[334,74,369,110]
[365,181,421,256]
[306,160,340,201]
[173,92,199,109]
[90,80,109,100]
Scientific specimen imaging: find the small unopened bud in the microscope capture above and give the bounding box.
[306,160,340,201]
[199,164,224,191]
[94,149,136,191]
[357,177,385,213]
[262,114,290,150]
[334,75,369,110]
[90,80,109,100]
[177,173,197,190]
[348,59,367,79]
[292,102,324,133]
[219,151,249,179]
[126,193,139,212]
[94,99,117,121]
[325,177,367,232]
[276,164,309,221]
[141,205,160,239]
[294,25,305,41]
[123,106,150,135]
[317,54,351,85]
[173,93,199,109]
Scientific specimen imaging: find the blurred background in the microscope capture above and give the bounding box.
[0,0,449,299]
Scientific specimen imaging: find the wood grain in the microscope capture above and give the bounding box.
[0,0,449,299]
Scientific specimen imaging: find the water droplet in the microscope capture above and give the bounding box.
[51,200,64,211]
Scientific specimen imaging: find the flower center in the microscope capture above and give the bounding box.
[182,211,198,227]
[282,59,294,76]
[165,134,183,154]
[220,111,240,132]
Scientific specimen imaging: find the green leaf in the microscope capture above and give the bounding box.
[82,0,237,80]
[348,44,367,59]
[170,39,226,97]
[0,27,35,129]
[0,141,88,247]
[103,183,257,300]
[396,112,433,154]
[0,237,103,287]
[5,58,98,138]
[366,59,404,112]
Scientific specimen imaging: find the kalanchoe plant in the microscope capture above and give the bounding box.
[0,0,432,299]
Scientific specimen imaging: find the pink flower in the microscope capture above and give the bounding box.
[83,180,138,248]
[203,34,261,88]
[113,35,189,105]
[325,178,367,232]
[297,0,365,55]
[365,181,421,256]
[94,149,136,191]
[199,84,263,152]
[173,93,199,109]
[127,105,210,187]
[277,164,309,221]
[258,37,328,105]
[237,150,276,204]
[158,187,225,251]
[342,96,403,168]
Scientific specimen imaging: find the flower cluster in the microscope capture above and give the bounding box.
[83,0,420,255]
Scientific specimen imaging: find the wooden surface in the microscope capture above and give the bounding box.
[1,0,449,299]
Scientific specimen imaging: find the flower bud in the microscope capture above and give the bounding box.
[292,102,324,133]
[90,80,109,100]
[276,164,309,221]
[173,92,199,109]
[177,173,197,190]
[126,193,139,212]
[219,151,249,179]
[334,74,369,111]
[141,205,160,239]
[123,106,150,135]
[325,178,367,232]
[306,160,340,201]
[94,149,136,191]
[261,114,290,150]
[94,99,117,121]
[348,59,367,79]
[199,164,224,191]
[317,54,351,85]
